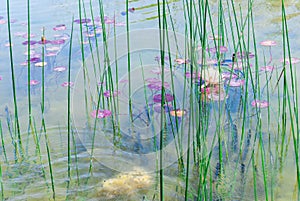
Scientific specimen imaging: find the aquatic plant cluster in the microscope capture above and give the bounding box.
[0,0,299,200]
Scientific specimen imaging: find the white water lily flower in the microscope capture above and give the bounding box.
[202,66,221,85]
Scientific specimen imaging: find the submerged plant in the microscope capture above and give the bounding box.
[97,168,153,199]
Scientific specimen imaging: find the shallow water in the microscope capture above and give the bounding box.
[0,0,300,200]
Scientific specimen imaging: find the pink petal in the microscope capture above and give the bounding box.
[251,100,269,108]
[53,66,67,72]
[35,62,47,67]
[221,72,238,80]
[260,40,277,46]
[280,57,300,64]
[227,79,245,87]
[153,93,174,103]
[61,82,74,87]
[46,52,58,57]
[103,90,120,98]
[175,58,189,64]
[91,109,112,118]
[53,24,66,31]
[0,19,7,24]
[260,66,274,72]
[29,80,40,85]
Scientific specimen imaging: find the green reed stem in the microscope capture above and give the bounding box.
[41,117,55,199]
[82,0,102,113]
[251,151,258,201]
[281,0,300,199]
[96,0,107,112]
[248,1,269,199]
[126,0,133,120]
[34,28,56,199]
[78,0,90,127]
[41,27,45,112]
[281,1,300,196]
[88,0,103,103]
[6,0,23,159]
[37,29,52,193]
[157,2,180,174]
[156,0,166,199]
[5,107,17,163]
[87,0,111,171]
[113,14,121,137]
[30,119,50,195]
[164,4,185,171]
[0,121,7,163]
[67,17,74,184]
[184,0,195,199]
[26,0,33,133]
[89,0,102,76]
[139,57,151,127]
[71,128,80,185]
[280,0,288,169]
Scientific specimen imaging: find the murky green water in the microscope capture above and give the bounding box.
[0,0,300,200]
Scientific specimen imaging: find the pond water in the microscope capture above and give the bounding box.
[0,0,300,200]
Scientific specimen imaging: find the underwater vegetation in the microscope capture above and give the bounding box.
[97,168,153,200]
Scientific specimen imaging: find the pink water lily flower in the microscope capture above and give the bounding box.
[74,18,91,24]
[103,90,120,98]
[236,51,255,59]
[61,82,74,87]
[221,72,238,80]
[53,24,66,31]
[280,57,300,64]
[29,80,40,85]
[23,50,36,56]
[185,72,197,79]
[150,67,169,74]
[207,46,228,54]
[0,19,7,24]
[175,58,189,64]
[104,16,115,24]
[91,109,112,118]
[35,62,47,67]
[153,93,174,103]
[20,61,28,66]
[146,78,170,90]
[53,66,67,72]
[45,52,58,57]
[153,103,173,113]
[4,43,13,47]
[22,33,36,38]
[51,39,65,45]
[46,46,61,51]
[260,40,277,46]
[14,32,27,37]
[260,66,274,72]
[251,100,269,108]
[227,79,245,87]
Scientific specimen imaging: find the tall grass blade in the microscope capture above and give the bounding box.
[67,16,75,186]
[6,0,23,159]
